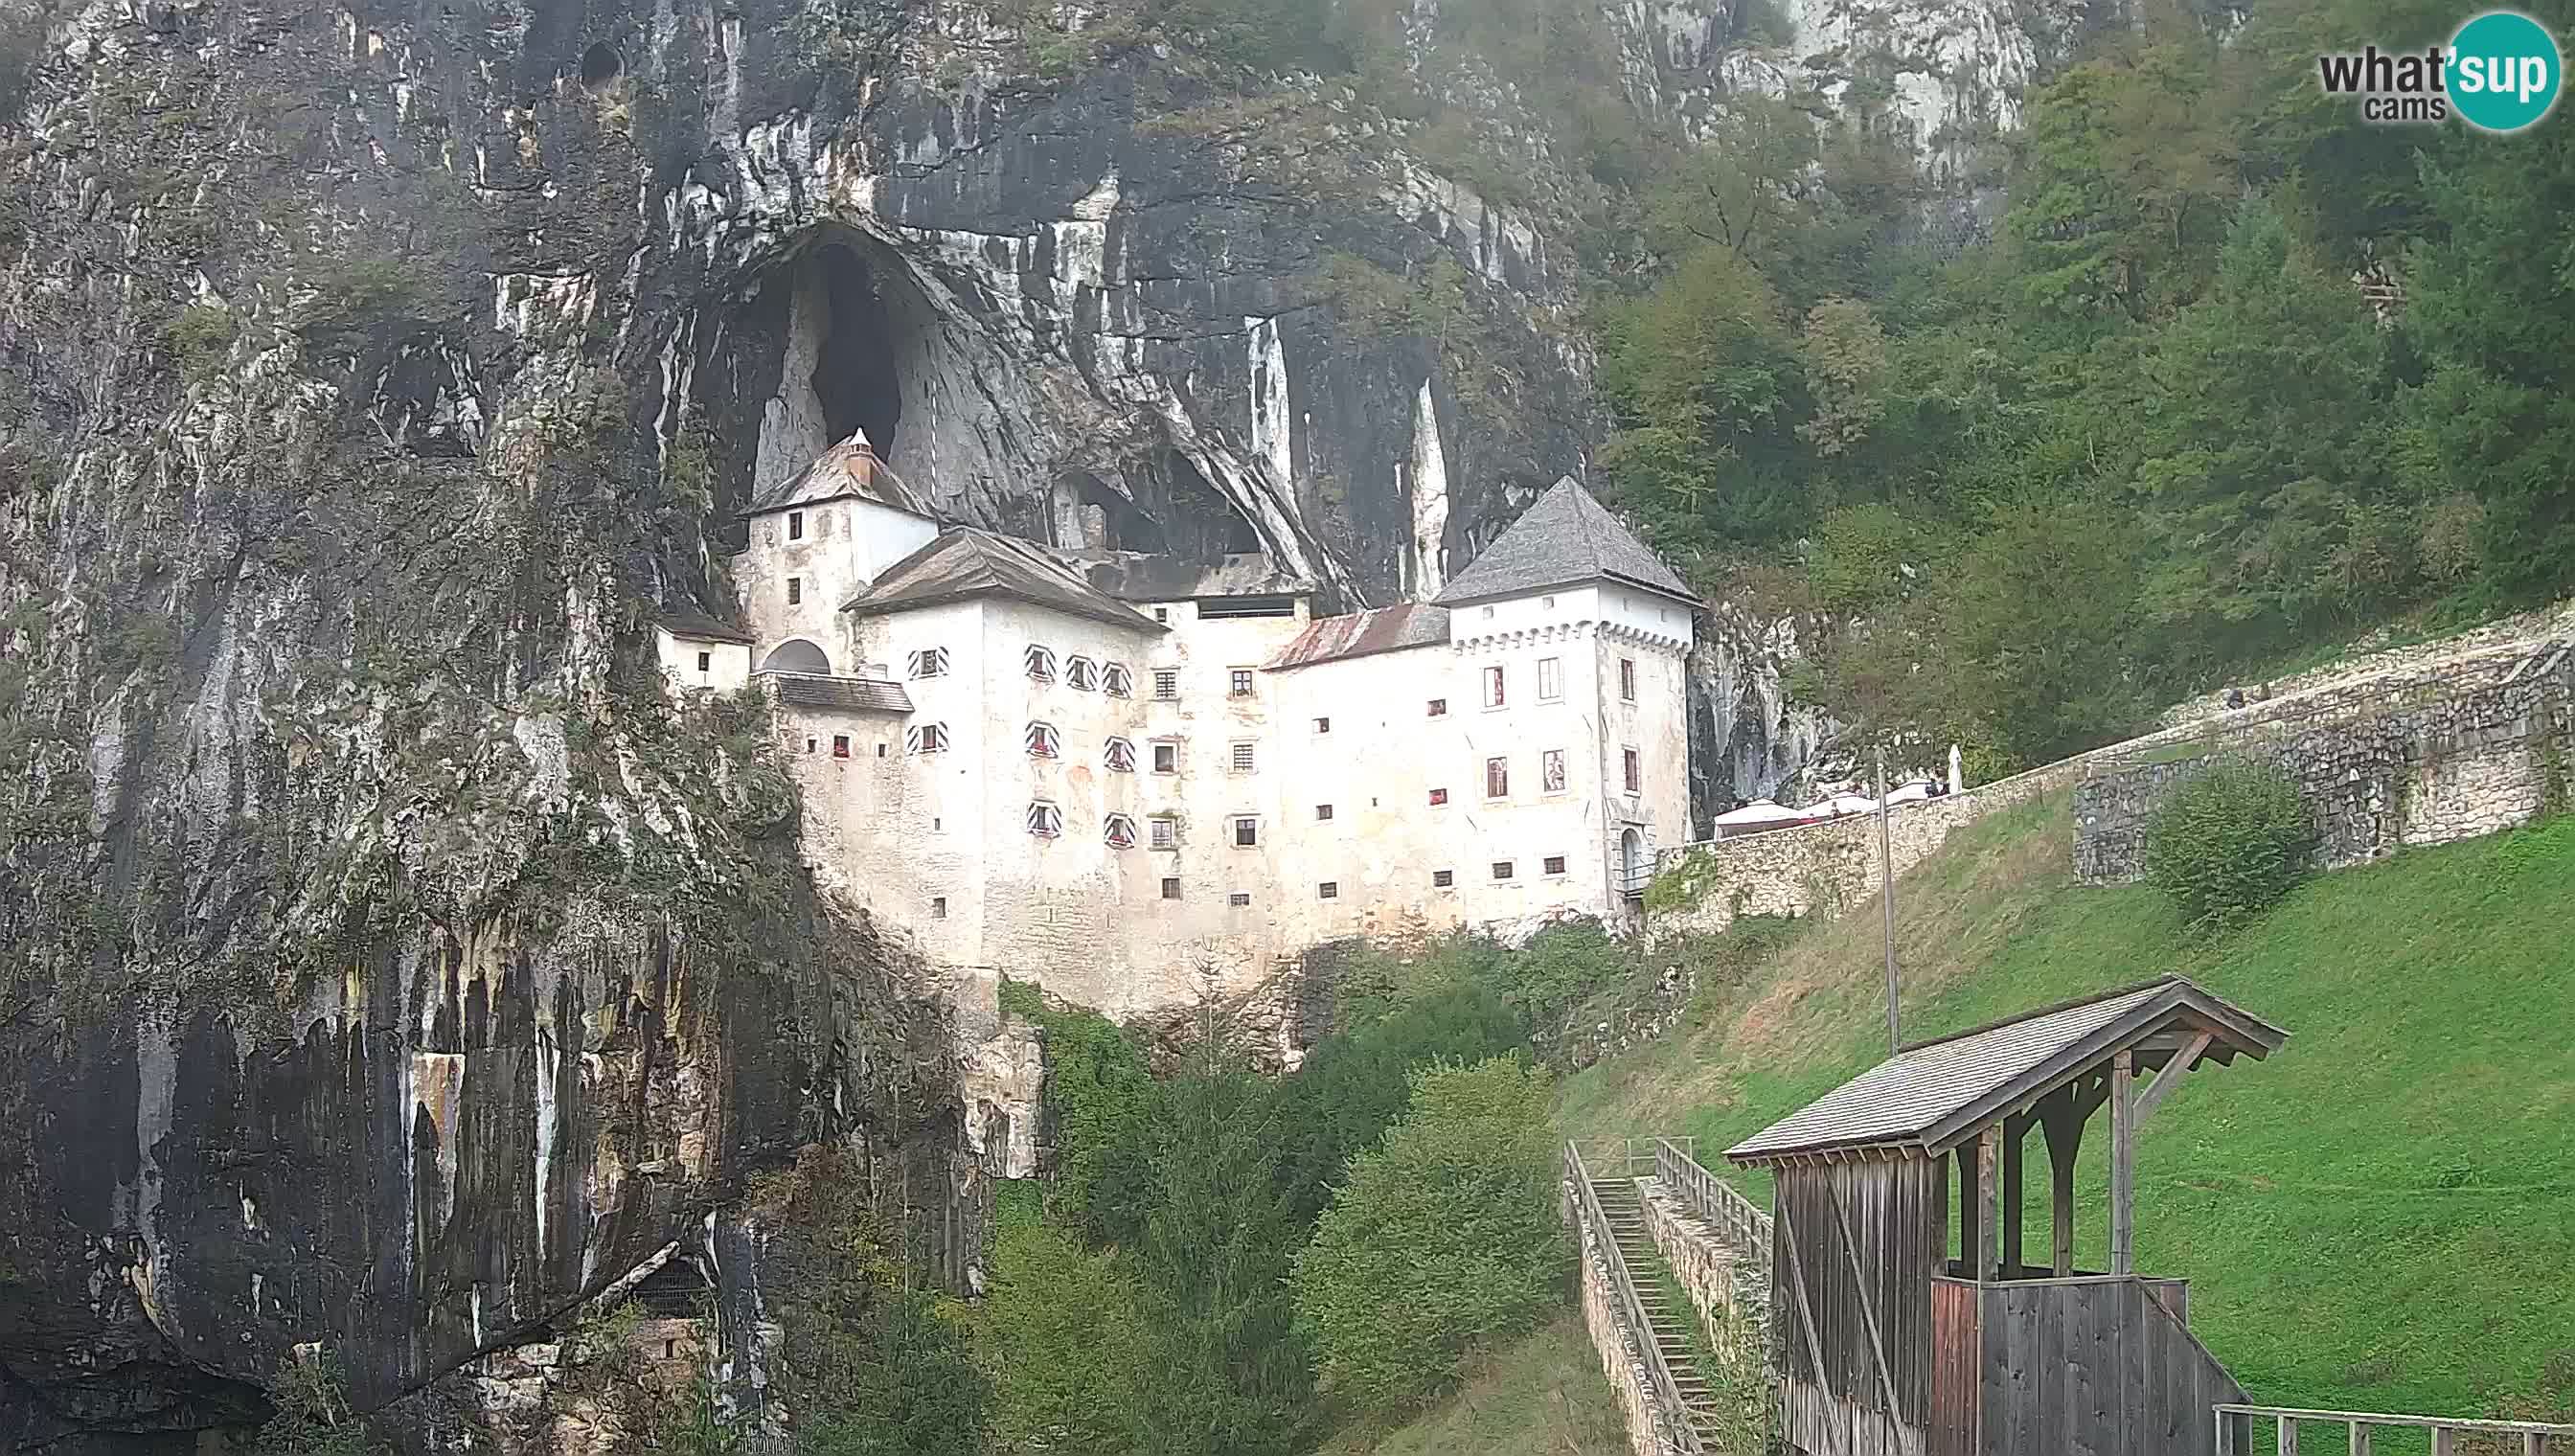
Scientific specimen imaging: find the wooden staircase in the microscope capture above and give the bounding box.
[1588,1172,1732,1445]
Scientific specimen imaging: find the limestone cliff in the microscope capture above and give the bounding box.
[0,0,2067,1445]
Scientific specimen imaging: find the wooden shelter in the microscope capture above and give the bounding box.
[1725,976,2289,1456]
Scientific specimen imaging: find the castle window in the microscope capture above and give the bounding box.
[1624,748,1642,794]
[1482,666,1505,708]
[1491,860,1515,880]
[1233,816,1259,848]
[1152,741,1180,774]
[805,737,817,754]
[1315,804,1333,821]
[787,578,803,606]
[1229,668,1255,696]
[1104,663,1133,697]
[1105,813,1138,849]
[877,742,887,758]
[1428,787,1447,806]
[1150,816,1177,849]
[1538,657,1561,702]
[1543,855,1567,876]
[905,723,948,754]
[1026,646,1057,682]
[1318,881,1338,899]
[1427,698,1447,717]
[1154,670,1179,699]
[832,735,851,758]
[1542,749,1567,795]
[1104,737,1137,772]
[1230,741,1256,773]
[931,896,946,919]
[788,512,805,541]
[1027,802,1062,837]
[1485,757,1508,799]
[1620,657,1636,701]
[907,648,949,678]
[1155,606,1171,623]
[1433,870,1454,888]
[1541,595,1555,610]
[1161,876,1182,899]
[1025,722,1060,759]
[1067,656,1098,691]
[695,651,712,673]
[1313,717,1331,734]
[1228,892,1252,907]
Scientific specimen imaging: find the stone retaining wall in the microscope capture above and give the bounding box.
[1571,1187,1693,1456]
[2075,646,2574,882]
[1638,1177,1769,1375]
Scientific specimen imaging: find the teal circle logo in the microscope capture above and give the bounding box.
[2448,11,2562,132]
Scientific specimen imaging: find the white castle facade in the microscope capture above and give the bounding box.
[656,436,1699,1028]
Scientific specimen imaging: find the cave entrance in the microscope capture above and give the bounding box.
[1156,450,1263,559]
[1054,471,1169,553]
[811,242,905,462]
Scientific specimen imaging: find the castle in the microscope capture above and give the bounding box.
[655,435,1698,1030]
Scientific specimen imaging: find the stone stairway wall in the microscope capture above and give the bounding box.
[1638,1174,1771,1376]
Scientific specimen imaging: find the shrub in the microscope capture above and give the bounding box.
[981,1220,1151,1453]
[1290,1058,1570,1417]
[2143,759,2316,933]
[166,305,239,386]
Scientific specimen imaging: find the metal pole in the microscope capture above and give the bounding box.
[1878,746,1900,1055]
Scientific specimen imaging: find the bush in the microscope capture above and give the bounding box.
[1290,1058,1570,1417]
[2143,759,2316,934]
[981,1220,1151,1453]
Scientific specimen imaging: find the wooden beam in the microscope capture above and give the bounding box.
[2111,1049,2136,1277]
[2430,1430,2453,1456]
[2351,1422,2372,1456]
[2039,1084,2086,1278]
[2280,1415,2299,1454]
[1776,1200,1851,1456]
[1826,1181,1905,1421]
[1956,1144,1980,1276]
[2134,1030,2216,1126]
[2002,1113,2029,1277]
[1976,1124,2002,1281]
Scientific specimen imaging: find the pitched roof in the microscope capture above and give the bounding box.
[749,432,931,518]
[1725,976,2288,1166]
[1430,477,1695,608]
[843,529,1166,636]
[1266,603,1451,671]
[653,605,755,645]
[1064,551,1315,603]
[766,673,914,715]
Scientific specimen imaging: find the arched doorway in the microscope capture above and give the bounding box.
[761,639,832,674]
[1620,829,1645,899]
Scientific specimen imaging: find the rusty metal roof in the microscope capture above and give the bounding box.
[1725,976,2288,1165]
[1265,603,1451,671]
[765,673,914,715]
[1431,476,1695,608]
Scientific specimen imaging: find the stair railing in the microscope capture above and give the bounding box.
[1654,1137,1772,1258]
[1565,1141,1708,1455]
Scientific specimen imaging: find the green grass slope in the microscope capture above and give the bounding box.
[1562,797,2575,1426]
[1315,1312,1632,1456]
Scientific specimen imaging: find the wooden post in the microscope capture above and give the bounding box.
[1957,1145,1980,1276]
[2350,1422,2371,1456]
[2110,1049,2136,1277]
[1878,746,1900,1055]
[2041,1087,2085,1277]
[1976,1124,2002,1281]
[2430,1430,2454,1456]
[2279,1416,2299,1455]
[2001,1115,2027,1278]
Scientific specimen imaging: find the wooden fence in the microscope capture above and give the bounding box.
[2217,1405,2575,1455]
[1565,1141,1708,1456]
[1652,1136,1771,1256]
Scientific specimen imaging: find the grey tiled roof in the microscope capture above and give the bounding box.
[653,606,755,645]
[1266,603,1451,671]
[1430,477,1695,607]
[765,673,914,715]
[749,432,931,517]
[1725,977,2288,1164]
[844,529,1166,635]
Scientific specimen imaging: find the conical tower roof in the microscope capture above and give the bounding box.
[1430,477,1693,607]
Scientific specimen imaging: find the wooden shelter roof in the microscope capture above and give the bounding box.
[1725,976,2287,1166]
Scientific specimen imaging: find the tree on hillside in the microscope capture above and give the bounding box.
[1291,1058,1570,1418]
[982,1218,1151,1454]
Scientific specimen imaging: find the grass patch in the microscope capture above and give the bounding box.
[1561,795,2575,1426]
[1315,1312,1629,1456]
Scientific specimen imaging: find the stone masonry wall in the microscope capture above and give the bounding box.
[2074,645,2575,882]
[1570,1185,1692,1456]
[1646,625,2575,942]
[1638,1177,1769,1376]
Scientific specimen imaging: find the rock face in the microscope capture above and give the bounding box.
[0,0,2069,1445]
